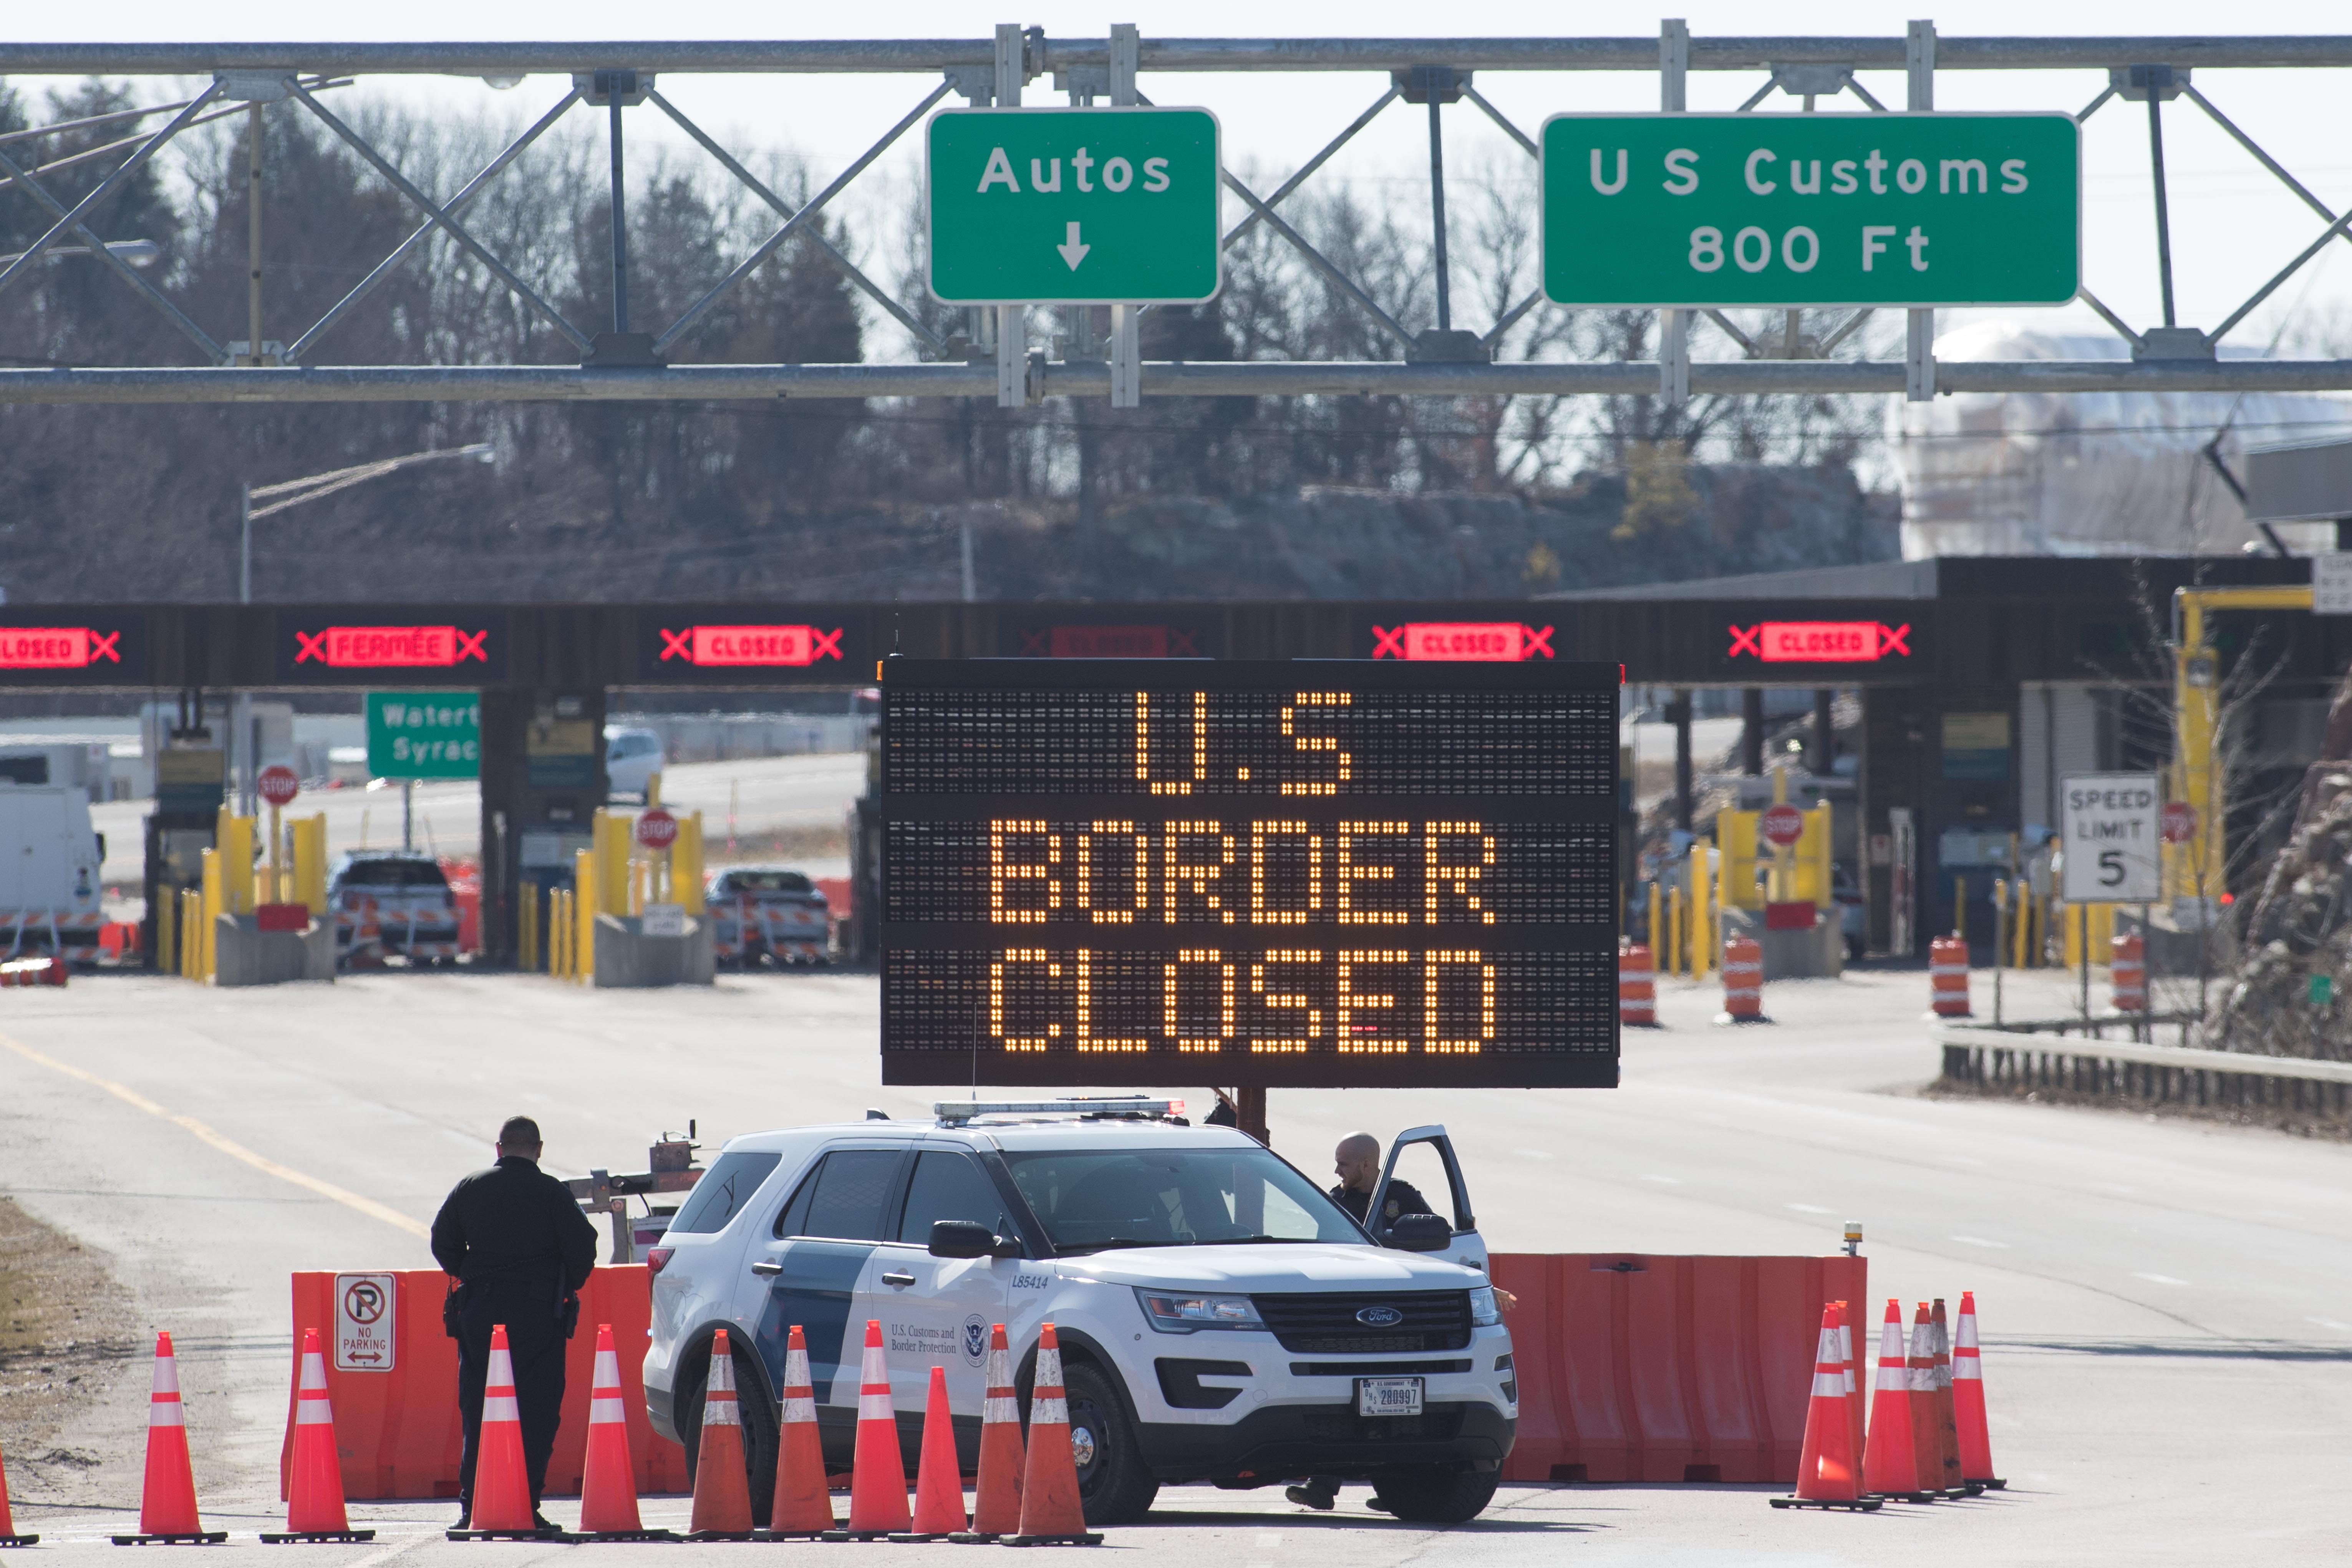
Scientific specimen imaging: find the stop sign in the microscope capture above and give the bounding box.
[1759,802,1805,847]
[635,808,679,850]
[257,764,300,809]
[2161,801,2198,844]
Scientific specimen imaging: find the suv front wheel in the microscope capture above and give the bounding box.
[1369,1465,1498,1524]
[1052,1361,1158,1526]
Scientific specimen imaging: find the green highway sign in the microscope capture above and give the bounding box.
[366,691,480,780]
[1541,113,2079,308]
[927,106,1222,305]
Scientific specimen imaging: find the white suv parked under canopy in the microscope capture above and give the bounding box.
[642,1102,1513,1525]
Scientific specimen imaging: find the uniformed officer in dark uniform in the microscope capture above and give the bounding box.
[431,1115,599,1529]
[1290,1133,1440,1513]
[1327,1132,1435,1235]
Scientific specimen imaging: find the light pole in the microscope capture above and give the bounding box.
[235,443,494,813]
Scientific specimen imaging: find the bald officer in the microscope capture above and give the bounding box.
[1328,1131,1436,1235]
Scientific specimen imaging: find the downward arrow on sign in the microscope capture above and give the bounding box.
[1057,221,1091,270]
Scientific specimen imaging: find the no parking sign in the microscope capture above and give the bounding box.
[335,1272,398,1371]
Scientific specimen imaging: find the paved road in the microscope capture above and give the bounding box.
[93,751,868,890]
[0,964,2346,1564]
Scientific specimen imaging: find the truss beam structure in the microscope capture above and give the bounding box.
[8,28,2352,403]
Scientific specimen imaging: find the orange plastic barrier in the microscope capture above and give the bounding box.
[1928,935,1971,1018]
[2110,932,2145,1013]
[1618,944,1657,1027]
[278,1266,687,1501]
[1492,1253,1868,1485]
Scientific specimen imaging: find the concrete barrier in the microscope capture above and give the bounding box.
[592,913,715,988]
[1492,1252,1867,1484]
[212,913,335,986]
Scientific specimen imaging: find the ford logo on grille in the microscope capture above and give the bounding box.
[1355,1305,1405,1327]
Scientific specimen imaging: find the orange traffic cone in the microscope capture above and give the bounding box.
[577,1324,674,1541]
[1,1434,37,1546]
[841,1319,911,1538]
[1008,1323,1101,1545]
[1952,1291,2004,1488]
[113,1331,225,1545]
[261,1328,374,1543]
[759,1325,835,1539]
[688,1329,756,1540]
[893,1364,968,1540]
[1929,1300,1974,1497]
[1835,1300,1865,1483]
[1860,1301,1928,1500]
[1770,1304,1880,1511]
[952,1323,1025,1541]
[451,1323,546,1539]
[1903,1303,1951,1498]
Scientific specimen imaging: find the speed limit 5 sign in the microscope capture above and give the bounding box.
[2060,772,2162,903]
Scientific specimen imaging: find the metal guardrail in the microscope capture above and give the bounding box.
[1938,1022,2352,1086]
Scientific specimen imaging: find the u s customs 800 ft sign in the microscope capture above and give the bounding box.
[877,659,1621,1089]
[1541,113,2079,307]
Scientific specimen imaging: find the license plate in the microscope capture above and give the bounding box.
[1356,1376,1424,1417]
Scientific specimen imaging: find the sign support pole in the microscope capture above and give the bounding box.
[994,23,1026,410]
[1109,24,1142,408]
[1906,21,1938,403]
[1658,20,1688,405]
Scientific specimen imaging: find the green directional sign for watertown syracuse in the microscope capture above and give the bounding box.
[1541,114,2079,307]
[366,691,480,780]
[928,107,1222,305]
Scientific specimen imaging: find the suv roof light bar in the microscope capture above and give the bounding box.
[934,1096,1187,1124]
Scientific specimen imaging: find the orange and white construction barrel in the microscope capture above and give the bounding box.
[2110,932,2146,1013]
[1719,935,1766,1024]
[1619,943,1658,1027]
[1928,935,1971,1018]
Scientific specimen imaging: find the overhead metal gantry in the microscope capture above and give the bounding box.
[7,26,2352,406]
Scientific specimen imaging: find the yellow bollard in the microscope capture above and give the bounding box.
[1953,875,1967,941]
[1689,840,1713,975]
[199,849,221,982]
[292,813,327,915]
[1666,884,1682,978]
[1646,879,1662,975]
[574,848,597,983]
[676,812,705,915]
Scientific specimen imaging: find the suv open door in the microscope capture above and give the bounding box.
[1366,1125,1486,1272]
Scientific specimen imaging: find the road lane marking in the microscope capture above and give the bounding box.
[1639,1174,1681,1184]
[0,1031,429,1240]
[2307,1318,2352,1331]
[1949,1235,2012,1248]
[1785,1202,1832,1214]
[2132,1272,2188,1286]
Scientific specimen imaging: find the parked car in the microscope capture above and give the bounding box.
[328,850,461,967]
[643,1105,1510,1527]
[708,865,831,966]
[606,725,665,802]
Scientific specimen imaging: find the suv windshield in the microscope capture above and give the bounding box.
[1002,1146,1362,1253]
[721,871,814,895]
[337,859,448,888]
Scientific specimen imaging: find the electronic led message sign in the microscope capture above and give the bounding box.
[877,658,1621,1088]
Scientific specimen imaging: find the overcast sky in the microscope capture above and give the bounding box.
[12,2,2352,357]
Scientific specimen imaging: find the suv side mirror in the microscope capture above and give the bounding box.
[1382,1212,1452,1253]
[929,1220,999,1259]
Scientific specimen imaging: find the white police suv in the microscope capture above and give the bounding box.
[643,1100,1513,1525]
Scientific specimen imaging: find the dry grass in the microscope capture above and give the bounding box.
[0,1196,138,1474]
